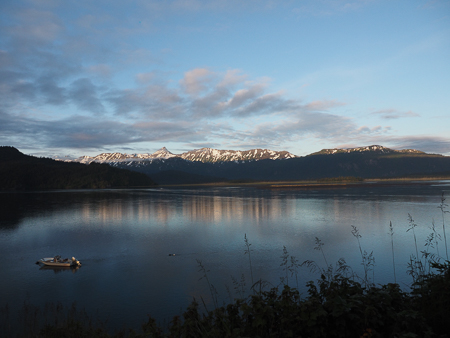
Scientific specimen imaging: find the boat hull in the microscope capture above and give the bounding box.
[39,257,81,267]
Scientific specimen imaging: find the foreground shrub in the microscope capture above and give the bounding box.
[132,263,449,338]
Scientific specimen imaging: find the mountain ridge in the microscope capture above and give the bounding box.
[310,145,425,155]
[66,147,297,164]
[63,145,426,165]
[3,145,449,187]
[94,144,448,184]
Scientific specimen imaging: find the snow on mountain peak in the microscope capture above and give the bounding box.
[65,147,297,164]
[179,148,296,163]
[312,145,424,155]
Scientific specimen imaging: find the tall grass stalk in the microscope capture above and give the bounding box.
[244,234,254,288]
[279,246,301,289]
[351,225,375,288]
[438,192,449,260]
[314,237,328,268]
[196,259,218,309]
[289,255,300,290]
[389,221,397,284]
[407,213,425,282]
[280,246,289,286]
[231,274,246,299]
[431,218,441,258]
[407,214,420,260]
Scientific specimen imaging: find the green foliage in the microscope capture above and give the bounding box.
[411,261,450,336]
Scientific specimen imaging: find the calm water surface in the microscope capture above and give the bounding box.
[1,182,450,332]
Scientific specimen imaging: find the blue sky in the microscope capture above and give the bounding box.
[1,0,449,157]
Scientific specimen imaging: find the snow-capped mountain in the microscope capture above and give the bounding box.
[149,147,177,159]
[68,147,297,164]
[70,147,177,164]
[311,145,424,155]
[180,148,296,162]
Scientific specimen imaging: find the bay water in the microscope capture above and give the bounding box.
[1,181,450,333]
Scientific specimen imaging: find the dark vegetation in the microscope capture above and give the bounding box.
[0,147,155,190]
[2,194,450,337]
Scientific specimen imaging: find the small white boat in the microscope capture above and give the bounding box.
[39,255,81,267]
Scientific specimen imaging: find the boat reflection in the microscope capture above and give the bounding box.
[39,265,80,274]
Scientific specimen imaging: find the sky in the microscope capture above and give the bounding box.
[1,0,449,158]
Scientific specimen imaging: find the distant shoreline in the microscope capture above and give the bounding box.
[158,177,450,189]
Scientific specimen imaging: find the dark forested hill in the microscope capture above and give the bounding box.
[0,146,156,190]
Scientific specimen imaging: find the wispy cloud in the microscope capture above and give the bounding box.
[387,136,450,154]
[305,99,346,111]
[371,109,420,119]
[293,0,376,16]
[2,59,449,155]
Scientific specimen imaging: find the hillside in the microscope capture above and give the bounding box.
[0,146,156,190]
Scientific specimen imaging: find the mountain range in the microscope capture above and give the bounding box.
[65,147,297,164]
[2,145,450,188]
[61,145,449,185]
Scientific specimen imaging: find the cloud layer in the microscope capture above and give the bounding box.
[1,0,449,156]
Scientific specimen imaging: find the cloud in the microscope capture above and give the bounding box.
[218,69,248,88]
[223,84,266,109]
[278,111,357,139]
[106,84,185,118]
[305,99,346,111]
[69,78,106,114]
[180,68,216,96]
[106,69,291,120]
[294,0,375,16]
[142,0,285,13]
[135,72,157,85]
[387,136,450,154]
[0,107,205,150]
[38,76,67,105]
[5,55,426,154]
[321,135,450,155]
[371,109,420,119]
[11,8,63,43]
[87,64,113,79]
[119,48,158,66]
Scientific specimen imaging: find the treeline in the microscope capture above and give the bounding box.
[0,147,155,190]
